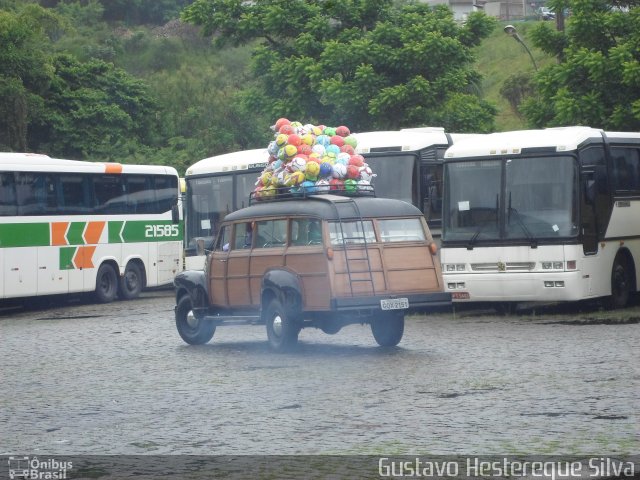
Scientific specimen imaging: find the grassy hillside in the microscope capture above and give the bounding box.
[474,20,554,132]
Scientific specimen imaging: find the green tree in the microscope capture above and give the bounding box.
[522,0,640,130]
[30,53,158,159]
[183,0,497,132]
[0,6,57,151]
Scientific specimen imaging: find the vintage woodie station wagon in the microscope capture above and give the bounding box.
[174,192,450,351]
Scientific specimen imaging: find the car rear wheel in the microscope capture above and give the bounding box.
[265,298,301,352]
[175,295,216,345]
[371,312,404,347]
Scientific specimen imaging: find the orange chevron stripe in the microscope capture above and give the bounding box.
[73,245,96,269]
[51,222,69,246]
[104,163,123,174]
[84,221,105,244]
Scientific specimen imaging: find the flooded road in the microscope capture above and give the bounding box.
[1,291,638,456]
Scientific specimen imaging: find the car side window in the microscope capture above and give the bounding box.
[291,218,322,245]
[215,225,231,251]
[233,222,253,250]
[255,219,287,248]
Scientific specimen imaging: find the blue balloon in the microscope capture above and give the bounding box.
[301,180,317,194]
[319,162,333,178]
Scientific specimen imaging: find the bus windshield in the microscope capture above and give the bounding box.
[365,154,417,206]
[443,156,579,243]
[185,171,258,251]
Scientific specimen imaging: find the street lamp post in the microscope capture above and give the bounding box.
[504,24,538,71]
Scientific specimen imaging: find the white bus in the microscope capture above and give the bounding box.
[183,129,480,269]
[440,127,640,308]
[356,128,479,237]
[183,149,268,270]
[0,153,182,302]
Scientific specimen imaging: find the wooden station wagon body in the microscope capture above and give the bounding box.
[174,194,450,351]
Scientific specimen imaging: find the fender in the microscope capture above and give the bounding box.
[262,268,304,307]
[174,269,208,305]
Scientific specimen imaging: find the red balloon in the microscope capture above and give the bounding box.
[297,144,312,156]
[330,135,345,147]
[349,154,365,167]
[340,144,355,155]
[287,133,302,147]
[335,125,350,137]
[346,165,360,179]
[279,124,295,135]
[330,178,344,190]
[275,118,290,131]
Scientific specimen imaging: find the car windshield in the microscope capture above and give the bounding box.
[443,156,578,243]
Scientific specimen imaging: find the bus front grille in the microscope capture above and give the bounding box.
[471,262,536,272]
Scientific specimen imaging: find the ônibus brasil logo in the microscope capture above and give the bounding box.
[7,456,72,480]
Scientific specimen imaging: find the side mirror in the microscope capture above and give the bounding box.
[196,238,205,256]
[171,203,180,224]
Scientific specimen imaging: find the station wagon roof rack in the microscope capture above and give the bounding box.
[249,184,375,205]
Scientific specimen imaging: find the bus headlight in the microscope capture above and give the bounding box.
[541,261,565,270]
[444,263,465,272]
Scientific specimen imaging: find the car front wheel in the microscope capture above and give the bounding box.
[175,295,216,345]
[370,312,405,347]
[265,298,301,352]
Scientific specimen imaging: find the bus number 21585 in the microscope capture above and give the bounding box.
[145,224,180,238]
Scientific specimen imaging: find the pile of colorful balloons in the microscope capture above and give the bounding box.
[253,118,376,200]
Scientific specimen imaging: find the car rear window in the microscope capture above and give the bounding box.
[329,220,375,245]
[378,218,426,242]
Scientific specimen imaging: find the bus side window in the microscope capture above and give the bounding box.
[0,172,17,216]
[60,174,90,214]
[611,147,640,193]
[154,175,178,213]
[125,175,153,214]
[92,175,126,214]
[15,173,45,215]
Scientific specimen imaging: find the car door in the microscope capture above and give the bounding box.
[225,222,252,307]
[249,218,287,305]
[208,224,230,307]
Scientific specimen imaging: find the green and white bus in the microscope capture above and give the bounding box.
[440,127,640,308]
[0,153,182,302]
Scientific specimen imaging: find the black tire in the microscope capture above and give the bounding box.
[370,312,405,347]
[95,263,118,303]
[119,262,143,300]
[610,257,632,309]
[264,298,301,352]
[175,295,215,345]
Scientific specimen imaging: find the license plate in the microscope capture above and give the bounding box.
[380,297,409,310]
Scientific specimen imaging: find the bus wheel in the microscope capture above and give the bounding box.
[120,262,143,300]
[175,295,215,345]
[95,264,118,303]
[265,298,300,352]
[610,257,632,309]
[371,312,404,347]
